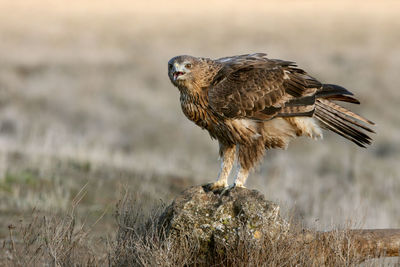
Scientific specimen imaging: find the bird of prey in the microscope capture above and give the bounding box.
[168,53,374,190]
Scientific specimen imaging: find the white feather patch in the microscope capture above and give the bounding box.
[283,70,290,80]
[233,119,261,139]
[291,117,323,139]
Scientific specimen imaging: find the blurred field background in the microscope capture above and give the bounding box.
[0,0,399,260]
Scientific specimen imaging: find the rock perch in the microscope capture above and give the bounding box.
[157,184,400,265]
[158,185,288,261]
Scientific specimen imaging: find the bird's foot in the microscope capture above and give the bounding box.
[203,180,228,193]
[220,183,246,195]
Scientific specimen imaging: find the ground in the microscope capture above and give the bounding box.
[0,0,399,263]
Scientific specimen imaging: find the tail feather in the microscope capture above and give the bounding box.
[316,115,368,147]
[325,95,360,104]
[316,84,359,105]
[315,101,372,147]
[314,84,375,147]
[316,100,375,133]
[316,84,354,98]
[316,105,372,141]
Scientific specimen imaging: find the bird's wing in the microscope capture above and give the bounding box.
[209,53,322,121]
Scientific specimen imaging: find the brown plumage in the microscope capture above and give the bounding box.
[168,53,375,189]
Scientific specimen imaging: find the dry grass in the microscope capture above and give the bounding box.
[2,190,399,266]
[1,189,107,266]
[0,0,399,265]
[4,191,395,266]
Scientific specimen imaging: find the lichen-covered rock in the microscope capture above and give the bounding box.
[158,184,288,260]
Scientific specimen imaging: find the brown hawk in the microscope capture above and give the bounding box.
[168,53,374,190]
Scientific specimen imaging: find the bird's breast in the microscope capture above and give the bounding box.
[180,94,212,130]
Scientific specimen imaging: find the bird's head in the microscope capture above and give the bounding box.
[168,55,204,88]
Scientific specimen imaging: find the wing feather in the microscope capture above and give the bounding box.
[208,54,320,121]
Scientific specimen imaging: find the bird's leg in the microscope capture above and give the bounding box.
[220,162,249,195]
[231,142,263,188]
[233,163,249,188]
[209,144,235,190]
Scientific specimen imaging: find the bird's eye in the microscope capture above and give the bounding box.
[168,64,173,69]
[185,63,192,69]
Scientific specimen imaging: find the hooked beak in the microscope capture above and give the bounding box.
[173,71,185,81]
[172,63,186,81]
